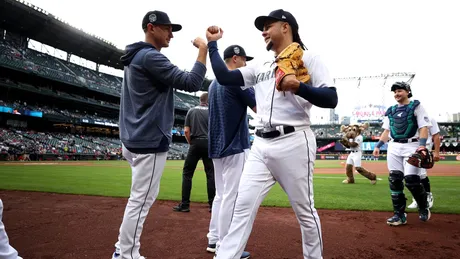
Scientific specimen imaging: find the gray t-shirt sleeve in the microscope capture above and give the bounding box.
[185,109,193,127]
[143,50,207,92]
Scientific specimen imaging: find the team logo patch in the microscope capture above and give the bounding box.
[234,46,240,54]
[149,14,157,23]
[424,116,429,122]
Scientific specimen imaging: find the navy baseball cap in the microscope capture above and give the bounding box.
[142,11,182,32]
[254,9,299,32]
[223,45,254,61]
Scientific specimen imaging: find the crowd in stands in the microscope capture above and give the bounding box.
[0,40,121,96]
[0,127,191,161]
[0,99,118,125]
[1,39,203,107]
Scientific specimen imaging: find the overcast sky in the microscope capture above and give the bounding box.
[22,0,460,123]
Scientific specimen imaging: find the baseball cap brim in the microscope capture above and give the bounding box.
[246,56,254,61]
[169,24,182,32]
[254,16,283,31]
[153,23,182,32]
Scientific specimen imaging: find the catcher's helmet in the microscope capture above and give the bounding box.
[391,81,412,98]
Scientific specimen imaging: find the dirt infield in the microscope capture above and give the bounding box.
[1,190,459,259]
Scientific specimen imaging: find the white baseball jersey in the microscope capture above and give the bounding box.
[382,104,432,138]
[239,51,335,128]
[350,135,363,152]
[427,117,440,146]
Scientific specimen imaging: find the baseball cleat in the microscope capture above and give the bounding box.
[172,203,190,212]
[387,213,407,226]
[407,198,418,209]
[428,192,434,209]
[111,252,119,259]
[207,243,216,253]
[214,251,250,259]
[419,208,431,222]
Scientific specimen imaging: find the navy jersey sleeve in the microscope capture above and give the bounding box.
[143,50,206,92]
[238,87,256,109]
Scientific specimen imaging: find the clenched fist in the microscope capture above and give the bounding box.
[206,26,224,42]
[192,37,207,49]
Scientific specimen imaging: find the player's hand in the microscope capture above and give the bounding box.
[206,26,223,42]
[434,151,440,162]
[192,37,207,49]
[372,147,380,157]
[279,74,300,93]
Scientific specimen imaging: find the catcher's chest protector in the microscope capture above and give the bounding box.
[385,100,420,140]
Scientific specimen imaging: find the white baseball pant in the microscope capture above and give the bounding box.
[216,128,323,259]
[113,145,167,259]
[387,142,422,176]
[0,199,22,259]
[207,149,249,252]
[346,151,362,167]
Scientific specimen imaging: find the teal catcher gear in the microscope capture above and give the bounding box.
[385,100,420,141]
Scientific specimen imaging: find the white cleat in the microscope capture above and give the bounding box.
[428,192,434,209]
[407,198,418,209]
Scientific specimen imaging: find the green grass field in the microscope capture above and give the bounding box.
[1,160,459,214]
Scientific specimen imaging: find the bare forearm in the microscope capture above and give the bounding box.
[434,135,441,153]
[185,132,191,144]
[196,46,208,66]
[380,130,390,143]
[419,127,428,140]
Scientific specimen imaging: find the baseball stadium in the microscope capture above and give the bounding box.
[1,1,460,258]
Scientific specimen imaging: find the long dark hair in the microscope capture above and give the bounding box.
[293,29,307,50]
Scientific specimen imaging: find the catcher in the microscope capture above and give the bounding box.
[373,81,432,226]
[340,123,377,184]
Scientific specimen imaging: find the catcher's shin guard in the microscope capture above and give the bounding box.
[404,175,428,210]
[421,176,431,193]
[389,171,406,215]
[356,167,377,180]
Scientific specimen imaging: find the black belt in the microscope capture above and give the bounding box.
[191,137,207,140]
[392,138,418,143]
[255,126,295,139]
[350,150,359,153]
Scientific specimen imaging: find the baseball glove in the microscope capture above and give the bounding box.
[274,42,310,93]
[407,146,434,169]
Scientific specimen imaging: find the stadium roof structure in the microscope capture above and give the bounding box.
[0,0,125,70]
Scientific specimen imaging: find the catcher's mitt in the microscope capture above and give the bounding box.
[407,146,434,169]
[274,42,310,93]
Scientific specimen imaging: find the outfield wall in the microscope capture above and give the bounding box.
[316,154,460,161]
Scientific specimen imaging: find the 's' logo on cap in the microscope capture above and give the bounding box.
[234,47,240,54]
[149,14,157,22]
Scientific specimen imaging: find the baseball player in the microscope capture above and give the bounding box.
[407,117,441,209]
[111,10,208,259]
[206,44,256,259]
[0,199,23,259]
[373,81,432,226]
[206,9,338,259]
